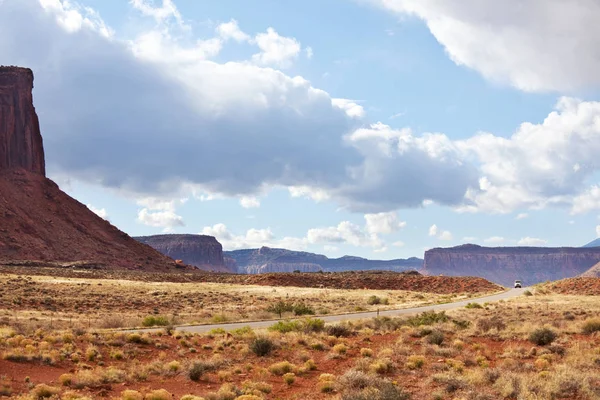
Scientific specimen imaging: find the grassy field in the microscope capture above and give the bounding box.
[3,273,600,399]
[0,273,488,332]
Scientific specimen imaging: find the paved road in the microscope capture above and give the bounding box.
[130,288,525,334]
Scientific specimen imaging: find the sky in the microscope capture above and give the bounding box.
[2,0,600,259]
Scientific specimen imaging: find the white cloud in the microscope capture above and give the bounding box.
[428,224,438,237]
[518,237,547,246]
[392,240,405,247]
[305,46,313,59]
[331,99,366,118]
[371,0,600,92]
[438,231,453,241]
[516,213,529,220]
[364,212,406,234]
[462,236,477,242]
[240,196,260,209]
[201,223,307,250]
[596,225,600,238]
[137,208,184,231]
[216,19,250,42]
[484,236,505,244]
[251,27,302,68]
[288,186,331,202]
[307,221,384,249]
[87,204,108,220]
[374,247,388,253]
[324,245,339,252]
[571,186,600,214]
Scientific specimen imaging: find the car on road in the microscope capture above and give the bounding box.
[514,280,522,288]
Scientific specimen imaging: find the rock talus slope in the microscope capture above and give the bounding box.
[424,244,600,286]
[135,234,233,273]
[0,66,181,271]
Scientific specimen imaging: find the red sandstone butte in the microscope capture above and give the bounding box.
[0,67,45,175]
[0,66,186,271]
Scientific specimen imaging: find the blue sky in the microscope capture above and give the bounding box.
[2,0,600,259]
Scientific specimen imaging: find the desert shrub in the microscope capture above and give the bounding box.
[59,373,74,386]
[360,348,373,357]
[283,373,296,385]
[529,327,557,346]
[268,361,295,375]
[338,371,409,400]
[230,326,254,338]
[303,318,325,332]
[126,333,151,344]
[268,320,302,333]
[581,318,600,335]
[142,316,170,327]
[267,301,294,318]
[406,355,425,370]
[465,302,483,309]
[333,344,348,354]
[180,396,205,400]
[110,350,124,360]
[406,311,448,327]
[293,303,315,316]
[426,330,444,345]
[432,373,466,393]
[367,296,388,305]
[369,358,394,374]
[187,360,220,382]
[249,337,274,357]
[326,324,353,337]
[523,290,533,296]
[241,380,272,394]
[452,319,471,330]
[145,389,172,400]
[32,384,61,398]
[304,359,317,371]
[476,316,506,332]
[121,390,144,400]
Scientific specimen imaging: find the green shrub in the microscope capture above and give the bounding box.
[303,318,325,332]
[523,290,533,296]
[142,316,170,327]
[465,302,483,309]
[250,337,274,357]
[406,311,448,327]
[268,320,302,333]
[582,318,600,335]
[187,360,218,382]
[529,327,557,346]
[267,301,294,318]
[293,303,315,316]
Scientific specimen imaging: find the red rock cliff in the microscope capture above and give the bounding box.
[0,67,45,175]
[424,244,600,286]
[135,235,233,273]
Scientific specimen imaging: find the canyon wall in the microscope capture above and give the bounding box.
[135,234,233,273]
[424,244,600,286]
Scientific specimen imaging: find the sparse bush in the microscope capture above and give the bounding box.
[121,390,144,400]
[293,303,315,316]
[268,361,295,376]
[283,373,296,385]
[249,337,274,357]
[426,330,444,345]
[145,389,172,400]
[465,302,483,309]
[326,324,352,337]
[367,295,388,305]
[142,316,170,327]
[333,344,348,354]
[406,355,425,370]
[360,348,373,357]
[188,359,219,381]
[32,384,60,398]
[529,327,557,346]
[59,373,74,386]
[406,311,448,327]
[269,320,302,333]
[267,301,294,318]
[581,318,600,335]
[476,316,506,332]
[523,290,533,296]
[303,318,325,332]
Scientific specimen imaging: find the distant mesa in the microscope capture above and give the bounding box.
[0,66,182,271]
[135,234,234,273]
[424,244,600,286]
[583,238,600,248]
[225,246,423,274]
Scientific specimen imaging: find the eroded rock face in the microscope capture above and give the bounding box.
[0,67,45,175]
[135,234,233,273]
[424,244,600,286]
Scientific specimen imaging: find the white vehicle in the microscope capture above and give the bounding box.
[514,280,522,288]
